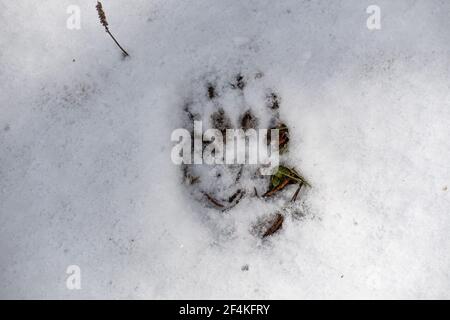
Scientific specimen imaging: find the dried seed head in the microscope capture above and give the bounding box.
[96,1,109,29]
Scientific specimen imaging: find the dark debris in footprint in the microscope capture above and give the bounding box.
[263,213,284,238]
[267,92,280,110]
[211,107,232,135]
[253,213,285,238]
[263,166,310,199]
[231,74,245,90]
[207,84,217,99]
[240,110,259,130]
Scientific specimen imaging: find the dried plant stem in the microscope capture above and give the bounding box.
[105,29,129,57]
[96,1,129,57]
[263,177,290,198]
[290,183,303,202]
[263,213,284,238]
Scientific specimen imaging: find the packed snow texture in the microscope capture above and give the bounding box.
[1,0,449,299]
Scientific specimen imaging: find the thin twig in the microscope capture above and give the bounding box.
[203,192,224,208]
[290,183,303,202]
[106,30,129,57]
[263,177,291,198]
[263,213,284,238]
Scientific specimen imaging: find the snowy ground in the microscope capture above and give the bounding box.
[1,0,450,299]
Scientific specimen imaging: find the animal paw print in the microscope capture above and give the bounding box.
[181,72,309,238]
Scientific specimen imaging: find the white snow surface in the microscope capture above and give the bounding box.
[1,0,450,299]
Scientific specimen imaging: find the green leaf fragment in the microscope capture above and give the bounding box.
[271,175,282,188]
[273,165,311,188]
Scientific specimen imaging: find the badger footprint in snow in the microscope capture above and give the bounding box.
[175,72,310,238]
